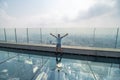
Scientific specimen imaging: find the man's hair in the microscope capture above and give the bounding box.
[58,34,60,37]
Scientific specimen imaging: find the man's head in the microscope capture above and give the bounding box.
[58,34,60,37]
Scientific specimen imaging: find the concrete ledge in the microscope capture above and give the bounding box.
[0,42,120,58]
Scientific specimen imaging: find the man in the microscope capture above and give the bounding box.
[50,33,68,53]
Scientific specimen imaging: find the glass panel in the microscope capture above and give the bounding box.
[0,51,49,80]
[95,28,116,48]
[0,28,120,48]
[62,28,94,47]
[6,28,15,42]
[16,28,27,43]
[28,28,41,44]
[0,49,120,80]
[0,51,17,63]
[117,28,120,48]
[0,28,5,41]
[42,28,57,44]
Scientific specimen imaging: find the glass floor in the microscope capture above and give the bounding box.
[0,50,120,80]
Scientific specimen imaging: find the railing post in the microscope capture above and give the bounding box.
[15,28,17,43]
[40,28,42,44]
[26,28,29,43]
[115,27,119,48]
[42,56,43,65]
[4,28,7,42]
[8,52,10,57]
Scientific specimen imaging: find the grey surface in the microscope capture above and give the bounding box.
[0,42,120,58]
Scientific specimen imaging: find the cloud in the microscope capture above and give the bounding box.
[0,0,66,28]
[115,0,120,10]
[0,8,17,27]
[113,0,120,17]
[0,1,15,27]
[78,0,120,19]
[61,0,120,28]
[75,3,113,21]
[0,0,120,28]
[0,0,8,9]
[0,9,65,28]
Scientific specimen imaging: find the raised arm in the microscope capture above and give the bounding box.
[50,33,57,38]
[61,33,68,38]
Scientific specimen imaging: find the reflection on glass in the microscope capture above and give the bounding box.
[0,50,120,80]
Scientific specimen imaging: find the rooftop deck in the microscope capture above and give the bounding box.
[0,42,120,58]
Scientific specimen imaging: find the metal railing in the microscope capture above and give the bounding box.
[0,28,119,48]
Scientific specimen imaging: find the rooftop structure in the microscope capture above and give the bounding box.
[0,28,120,80]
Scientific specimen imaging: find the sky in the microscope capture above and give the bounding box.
[0,0,120,28]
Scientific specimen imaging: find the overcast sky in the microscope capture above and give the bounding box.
[0,0,120,28]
